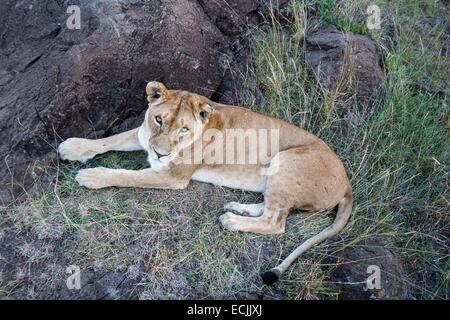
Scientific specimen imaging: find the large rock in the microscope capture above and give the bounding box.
[305,27,386,111]
[198,0,262,39]
[0,0,273,205]
[329,239,411,299]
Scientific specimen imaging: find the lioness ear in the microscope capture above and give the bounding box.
[146,81,169,105]
[198,104,214,122]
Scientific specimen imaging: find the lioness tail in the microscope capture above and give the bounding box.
[262,189,353,285]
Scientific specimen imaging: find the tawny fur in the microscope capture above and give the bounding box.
[58,82,353,284]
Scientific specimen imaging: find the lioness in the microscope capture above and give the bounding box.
[58,82,352,284]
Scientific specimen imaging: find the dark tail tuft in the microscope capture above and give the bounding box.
[262,269,280,285]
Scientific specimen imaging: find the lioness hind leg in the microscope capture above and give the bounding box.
[224,202,264,217]
[219,205,289,234]
[220,146,349,235]
[219,146,326,235]
[220,155,292,234]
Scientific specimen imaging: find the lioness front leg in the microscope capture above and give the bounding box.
[76,167,189,190]
[58,128,142,163]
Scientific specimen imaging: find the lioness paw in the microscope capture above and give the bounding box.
[219,212,241,232]
[75,167,110,189]
[58,138,100,163]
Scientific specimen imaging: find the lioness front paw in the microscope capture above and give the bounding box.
[75,167,110,189]
[219,212,241,232]
[58,138,101,163]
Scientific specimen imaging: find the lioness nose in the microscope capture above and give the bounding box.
[153,147,169,159]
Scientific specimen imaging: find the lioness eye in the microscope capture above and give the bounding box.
[155,116,162,126]
[180,127,189,133]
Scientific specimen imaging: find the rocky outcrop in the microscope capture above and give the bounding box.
[329,239,411,299]
[305,27,386,111]
[0,0,280,205]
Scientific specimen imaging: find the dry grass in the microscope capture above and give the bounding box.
[2,151,338,298]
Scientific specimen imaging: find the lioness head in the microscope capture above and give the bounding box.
[140,81,215,168]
